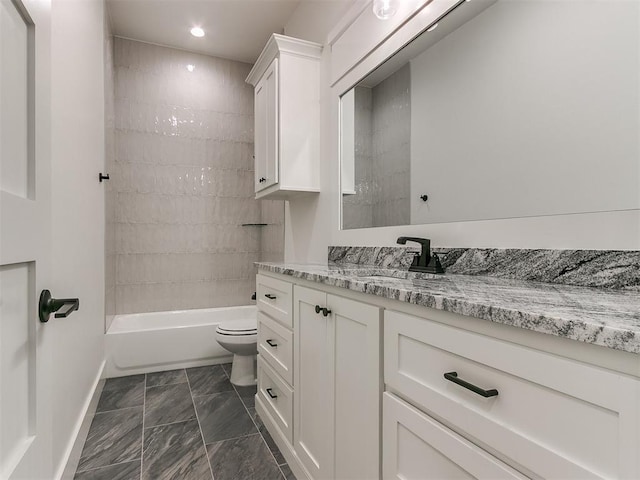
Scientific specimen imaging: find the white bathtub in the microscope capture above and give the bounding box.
[104,305,256,378]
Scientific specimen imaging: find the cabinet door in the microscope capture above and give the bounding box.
[329,294,382,480]
[254,58,278,192]
[383,393,527,480]
[294,285,334,479]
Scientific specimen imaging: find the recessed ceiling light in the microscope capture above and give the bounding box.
[427,23,439,32]
[190,26,205,38]
[187,64,195,72]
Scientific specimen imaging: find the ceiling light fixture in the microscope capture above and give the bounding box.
[372,0,398,20]
[187,64,195,72]
[190,26,205,38]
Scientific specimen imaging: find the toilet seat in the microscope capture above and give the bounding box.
[216,319,257,336]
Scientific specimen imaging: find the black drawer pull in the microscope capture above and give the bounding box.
[266,339,278,348]
[444,372,498,398]
[264,294,276,300]
[315,305,322,314]
[266,388,278,399]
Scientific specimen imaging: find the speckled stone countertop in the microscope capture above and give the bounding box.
[256,262,640,355]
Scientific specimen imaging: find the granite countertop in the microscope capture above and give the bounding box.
[256,262,640,355]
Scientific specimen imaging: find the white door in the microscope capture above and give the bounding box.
[0,0,53,478]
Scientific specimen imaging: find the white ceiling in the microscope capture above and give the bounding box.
[106,0,303,64]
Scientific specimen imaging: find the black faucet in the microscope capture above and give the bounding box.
[396,237,444,274]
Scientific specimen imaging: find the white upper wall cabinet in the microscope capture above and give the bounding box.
[246,34,322,200]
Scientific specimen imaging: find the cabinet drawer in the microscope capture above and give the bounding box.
[257,274,292,328]
[258,356,293,443]
[383,392,526,480]
[258,311,293,386]
[385,310,639,479]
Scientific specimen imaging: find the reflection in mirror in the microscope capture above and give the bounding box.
[340,0,640,230]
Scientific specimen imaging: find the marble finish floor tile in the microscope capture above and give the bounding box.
[97,374,145,412]
[75,366,291,480]
[145,382,196,427]
[74,460,140,480]
[186,365,234,396]
[249,408,285,465]
[77,407,143,472]
[143,419,212,480]
[234,384,257,408]
[194,391,257,444]
[206,434,283,480]
[147,368,187,387]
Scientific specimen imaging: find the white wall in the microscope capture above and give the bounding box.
[283,0,640,262]
[50,0,106,475]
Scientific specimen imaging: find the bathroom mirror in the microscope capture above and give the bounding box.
[340,0,640,230]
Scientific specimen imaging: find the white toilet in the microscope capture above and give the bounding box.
[215,318,257,386]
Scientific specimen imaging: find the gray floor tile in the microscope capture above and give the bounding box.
[77,407,143,472]
[235,384,257,408]
[206,434,283,480]
[103,375,145,392]
[142,419,212,480]
[220,362,232,376]
[186,365,234,396]
[74,460,140,480]
[146,369,187,387]
[145,382,196,428]
[194,391,257,444]
[279,464,297,480]
[249,408,286,465]
[97,378,145,413]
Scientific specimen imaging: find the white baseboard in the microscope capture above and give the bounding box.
[256,395,312,480]
[57,360,106,480]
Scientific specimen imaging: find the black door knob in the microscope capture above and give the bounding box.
[39,290,79,323]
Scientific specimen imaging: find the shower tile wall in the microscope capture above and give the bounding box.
[342,86,374,229]
[343,65,411,229]
[110,38,283,315]
[371,63,410,227]
[104,26,116,329]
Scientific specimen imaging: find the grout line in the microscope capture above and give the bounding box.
[94,403,144,416]
[75,458,142,475]
[186,369,216,480]
[140,373,147,480]
[228,365,285,471]
[203,431,263,447]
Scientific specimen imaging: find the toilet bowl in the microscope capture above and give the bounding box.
[215,318,257,386]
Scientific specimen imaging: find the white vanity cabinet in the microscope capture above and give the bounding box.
[256,270,640,480]
[246,34,322,200]
[384,309,640,479]
[293,285,382,480]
